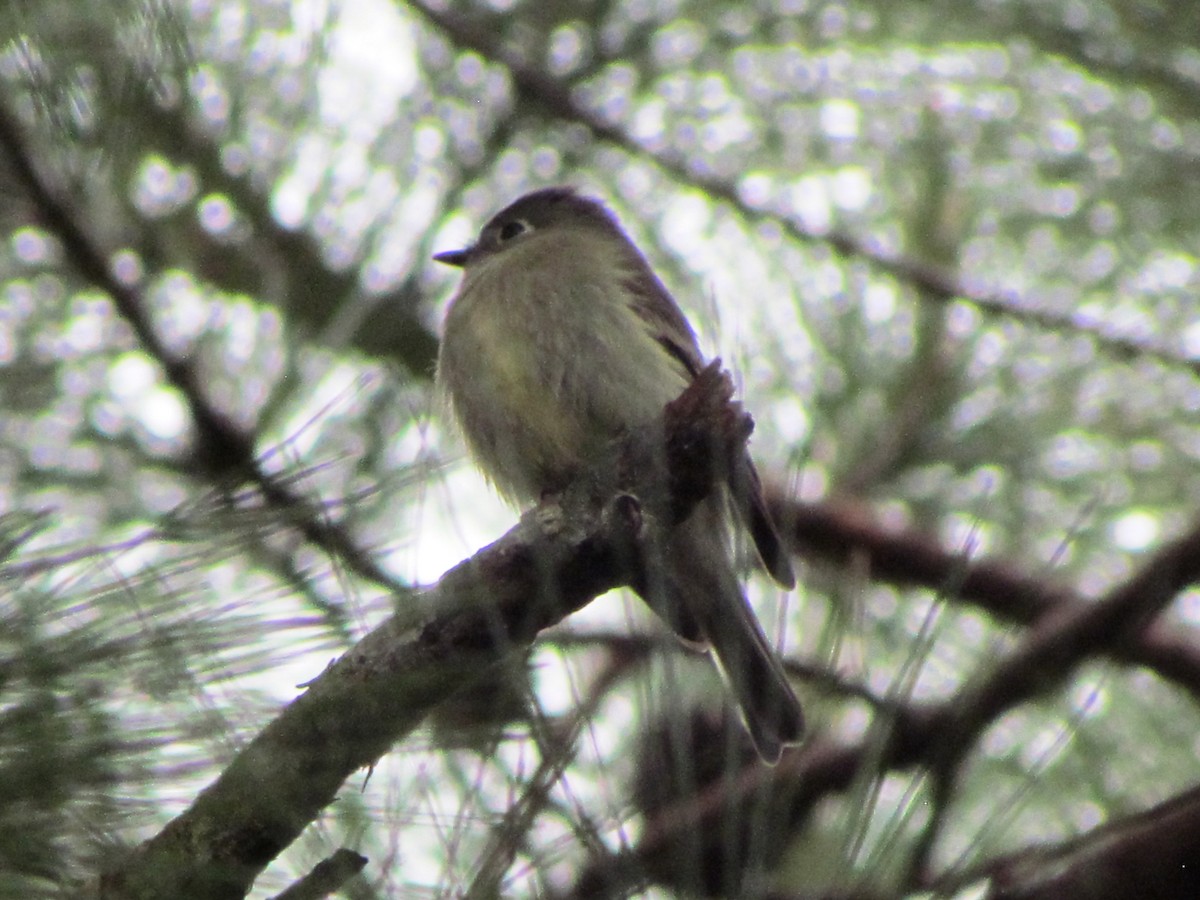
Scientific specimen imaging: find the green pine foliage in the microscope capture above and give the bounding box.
[1,1,1199,897]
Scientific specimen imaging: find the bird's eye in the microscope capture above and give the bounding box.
[498,220,528,242]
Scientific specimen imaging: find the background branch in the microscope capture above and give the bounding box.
[410,0,1200,377]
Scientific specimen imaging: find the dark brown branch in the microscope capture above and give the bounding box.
[773,494,1200,701]
[968,783,1200,900]
[934,515,1200,750]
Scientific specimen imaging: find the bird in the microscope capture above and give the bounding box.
[433,186,803,761]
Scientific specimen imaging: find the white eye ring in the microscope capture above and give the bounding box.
[498,220,529,241]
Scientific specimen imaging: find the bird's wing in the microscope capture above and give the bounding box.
[625,268,796,588]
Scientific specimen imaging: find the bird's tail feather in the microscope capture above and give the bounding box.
[659,505,804,763]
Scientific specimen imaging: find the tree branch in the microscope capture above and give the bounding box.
[772,494,1200,701]
[98,363,748,900]
[270,849,367,900]
[0,94,401,591]
[979,783,1200,900]
[565,514,1200,897]
[410,0,1200,376]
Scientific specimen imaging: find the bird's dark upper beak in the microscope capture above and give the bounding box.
[433,247,471,267]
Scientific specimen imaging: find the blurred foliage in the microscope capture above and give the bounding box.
[1,0,1199,897]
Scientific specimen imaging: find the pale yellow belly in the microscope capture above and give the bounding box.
[438,242,689,500]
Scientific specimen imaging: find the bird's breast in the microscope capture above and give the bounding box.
[439,233,689,499]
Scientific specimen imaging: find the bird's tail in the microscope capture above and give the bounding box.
[659,504,804,763]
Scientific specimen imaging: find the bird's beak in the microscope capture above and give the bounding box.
[433,247,471,267]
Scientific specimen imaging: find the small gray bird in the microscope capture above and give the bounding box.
[434,186,803,761]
